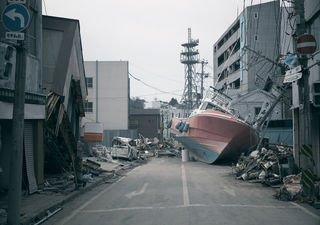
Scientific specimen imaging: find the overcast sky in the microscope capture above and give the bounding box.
[42,0,274,103]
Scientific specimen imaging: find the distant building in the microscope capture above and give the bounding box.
[145,98,161,109]
[129,108,160,139]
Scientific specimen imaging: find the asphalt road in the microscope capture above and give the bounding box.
[42,157,320,225]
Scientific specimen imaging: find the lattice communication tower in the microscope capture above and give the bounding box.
[180,28,200,110]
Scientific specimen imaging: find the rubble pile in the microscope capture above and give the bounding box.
[38,171,76,195]
[235,144,320,202]
[135,137,180,158]
[137,137,176,151]
[234,145,310,201]
[235,146,293,181]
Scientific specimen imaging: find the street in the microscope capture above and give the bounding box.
[42,157,320,225]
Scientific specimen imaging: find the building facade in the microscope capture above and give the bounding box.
[81,61,135,148]
[82,61,129,129]
[129,108,160,139]
[213,1,282,95]
[213,1,288,121]
[0,0,45,191]
[292,0,320,176]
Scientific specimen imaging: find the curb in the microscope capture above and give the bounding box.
[21,171,117,225]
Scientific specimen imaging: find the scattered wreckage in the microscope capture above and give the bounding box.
[234,144,319,205]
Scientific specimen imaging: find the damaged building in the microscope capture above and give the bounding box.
[42,16,87,173]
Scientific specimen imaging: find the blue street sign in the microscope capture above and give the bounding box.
[285,53,297,66]
[2,4,30,32]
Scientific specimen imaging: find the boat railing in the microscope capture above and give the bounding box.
[205,86,232,110]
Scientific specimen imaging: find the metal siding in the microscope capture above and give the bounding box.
[24,121,38,194]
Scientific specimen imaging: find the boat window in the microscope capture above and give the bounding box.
[206,103,214,110]
[200,103,208,110]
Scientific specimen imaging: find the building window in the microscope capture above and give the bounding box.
[84,102,93,113]
[254,12,258,19]
[254,35,258,42]
[86,77,93,88]
[149,120,153,123]
[130,120,139,127]
[255,107,261,116]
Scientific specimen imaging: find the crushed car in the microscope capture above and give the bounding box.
[110,137,139,161]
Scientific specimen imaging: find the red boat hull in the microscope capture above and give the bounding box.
[170,109,259,163]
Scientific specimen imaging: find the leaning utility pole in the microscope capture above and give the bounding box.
[293,0,314,197]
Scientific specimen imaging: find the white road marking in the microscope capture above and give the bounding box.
[81,203,301,213]
[220,204,297,209]
[291,202,320,221]
[57,167,137,225]
[125,183,149,199]
[181,163,190,206]
[222,186,235,197]
[82,206,153,213]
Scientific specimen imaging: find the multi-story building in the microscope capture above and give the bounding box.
[81,61,135,147]
[214,1,282,95]
[82,61,129,129]
[213,1,292,144]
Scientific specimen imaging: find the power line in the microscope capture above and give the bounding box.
[129,62,181,83]
[129,72,183,97]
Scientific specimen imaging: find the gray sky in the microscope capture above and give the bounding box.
[42,0,273,103]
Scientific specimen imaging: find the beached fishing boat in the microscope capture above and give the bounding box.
[170,87,259,163]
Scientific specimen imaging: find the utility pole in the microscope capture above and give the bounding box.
[197,60,209,100]
[6,2,29,224]
[293,0,314,197]
[7,42,27,224]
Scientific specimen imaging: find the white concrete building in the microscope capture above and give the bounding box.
[145,98,161,109]
[82,61,129,130]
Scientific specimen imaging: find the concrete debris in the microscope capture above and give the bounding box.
[82,174,93,180]
[37,173,77,195]
[0,209,6,217]
[275,174,304,201]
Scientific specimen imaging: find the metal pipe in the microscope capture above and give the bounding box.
[33,207,62,225]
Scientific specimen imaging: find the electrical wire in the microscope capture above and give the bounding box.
[129,62,182,83]
[129,72,183,97]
